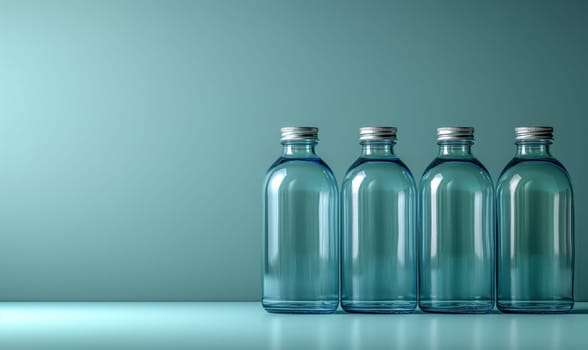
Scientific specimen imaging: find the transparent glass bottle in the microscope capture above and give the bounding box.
[497,127,574,313]
[341,127,417,313]
[262,127,339,313]
[419,127,495,313]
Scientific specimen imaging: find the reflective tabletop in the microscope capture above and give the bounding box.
[1,302,587,349]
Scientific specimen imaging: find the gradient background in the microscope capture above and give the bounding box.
[0,0,586,301]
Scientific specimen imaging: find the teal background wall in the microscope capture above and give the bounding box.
[0,0,586,300]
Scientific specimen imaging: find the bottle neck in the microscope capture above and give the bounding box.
[360,140,396,159]
[437,140,474,158]
[515,140,552,158]
[281,140,319,159]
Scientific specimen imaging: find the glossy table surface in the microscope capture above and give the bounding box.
[0,302,587,349]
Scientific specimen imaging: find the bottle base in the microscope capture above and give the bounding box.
[342,300,417,314]
[419,300,494,314]
[262,299,338,314]
[497,300,574,314]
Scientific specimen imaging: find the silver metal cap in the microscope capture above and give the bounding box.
[280,127,318,141]
[359,127,397,141]
[515,126,553,141]
[437,127,474,141]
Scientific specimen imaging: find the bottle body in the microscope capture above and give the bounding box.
[341,137,417,313]
[419,133,495,313]
[497,138,574,313]
[262,134,339,313]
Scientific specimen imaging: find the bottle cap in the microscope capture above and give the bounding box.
[437,127,474,141]
[280,127,318,141]
[359,127,397,141]
[515,126,553,141]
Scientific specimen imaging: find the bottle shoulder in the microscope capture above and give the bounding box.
[499,157,570,178]
[264,157,337,189]
[268,155,333,172]
[497,157,572,191]
[343,158,416,186]
[421,157,493,185]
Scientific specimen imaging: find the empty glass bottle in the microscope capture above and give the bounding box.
[419,127,495,313]
[262,127,339,313]
[341,127,417,313]
[497,127,574,313]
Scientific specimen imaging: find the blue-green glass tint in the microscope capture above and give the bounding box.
[497,140,574,313]
[262,138,339,314]
[419,139,495,313]
[341,139,417,313]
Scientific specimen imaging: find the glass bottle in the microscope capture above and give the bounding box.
[341,127,417,313]
[497,127,574,313]
[419,127,495,313]
[262,127,339,313]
